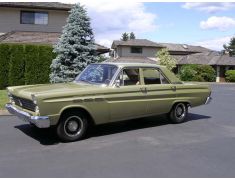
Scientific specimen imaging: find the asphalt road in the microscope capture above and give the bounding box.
[0,84,235,178]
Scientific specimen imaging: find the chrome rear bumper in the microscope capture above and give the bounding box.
[205,96,212,105]
[5,103,50,128]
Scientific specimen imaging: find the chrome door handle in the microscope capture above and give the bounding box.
[171,86,176,91]
[140,87,147,93]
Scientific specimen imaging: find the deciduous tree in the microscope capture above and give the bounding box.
[156,48,176,71]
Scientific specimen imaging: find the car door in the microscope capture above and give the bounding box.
[141,68,177,115]
[106,68,148,122]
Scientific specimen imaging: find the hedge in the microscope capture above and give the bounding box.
[179,64,216,82]
[8,44,25,86]
[0,43,54,89]
[24,45,39,85]
[225,70,235,82]
[0,44,10,89]
[38,45,56,84]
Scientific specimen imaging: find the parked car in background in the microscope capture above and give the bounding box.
[6,62,212,142]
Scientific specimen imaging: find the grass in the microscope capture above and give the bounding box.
[0,90,8,110]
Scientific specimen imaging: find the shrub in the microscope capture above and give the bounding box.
[156,48,176,71]
[197,65,216,82]
[0,43,54,89]
[24,45,39,85]
[179,64,197,81]
[8,44,25,86]
[37,45,56,84]
[24,45,54,84]
[0,44,10,89]
[225,70,235,82]
[179,64,216,82]
[192,75,205,82]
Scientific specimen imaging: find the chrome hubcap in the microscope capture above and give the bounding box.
[175,104,186,119]
[64,116,83,137]
[176,107,183,116]
[67,121,79,132]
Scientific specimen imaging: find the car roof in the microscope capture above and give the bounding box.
[99,62,163,68]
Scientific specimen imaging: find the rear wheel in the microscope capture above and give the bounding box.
[168,103,188,124]
[56,111,88,142]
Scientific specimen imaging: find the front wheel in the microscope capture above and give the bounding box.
[56,111,88,142]
[168,103,188,124]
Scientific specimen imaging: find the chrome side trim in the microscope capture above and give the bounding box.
[5,103,50,128]
[205,97,212,105]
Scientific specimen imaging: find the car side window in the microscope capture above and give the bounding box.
[117,68,140,86]
[143,68,169,85]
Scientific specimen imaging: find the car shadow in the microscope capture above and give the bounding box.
[14,125,60,145]
[14,113,211,145]
[89,113,211,137]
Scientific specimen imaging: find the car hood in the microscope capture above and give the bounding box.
[8,82,99,100]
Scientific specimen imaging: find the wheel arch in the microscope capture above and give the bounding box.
[171,100,191,110]
[58,105,96,126]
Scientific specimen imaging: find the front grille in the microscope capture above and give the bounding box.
[12,95,35,112]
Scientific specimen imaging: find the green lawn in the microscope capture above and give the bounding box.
[0,90,8,110]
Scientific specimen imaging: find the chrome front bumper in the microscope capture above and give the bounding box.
[5,103,50,128]
[205,96,212,105]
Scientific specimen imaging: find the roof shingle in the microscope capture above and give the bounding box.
[159,42,211,53]
[112,39,165,48]
[0,2,72,11]
[175,52,235,66]
[0,31,110,53]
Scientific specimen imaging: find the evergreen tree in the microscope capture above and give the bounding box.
[121,32,129,41]
[156,48,176,71]
[50,3,98,83]
[223,37,235,57]
[130,32,136,40]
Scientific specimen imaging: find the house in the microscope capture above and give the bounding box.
[111,39,165,58]
[0,2,109,54]
[110,39,235,82]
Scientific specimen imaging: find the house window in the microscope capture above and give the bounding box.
[21,11,48,25]
[131,47,142,54]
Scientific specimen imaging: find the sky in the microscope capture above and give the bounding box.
[74,1,235,51]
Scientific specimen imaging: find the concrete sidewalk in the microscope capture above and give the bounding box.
[0,110,10,116]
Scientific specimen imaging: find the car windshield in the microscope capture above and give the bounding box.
[75,64,118,85]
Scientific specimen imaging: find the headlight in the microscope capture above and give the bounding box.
[31,94,37,104]
[7,89,15,104]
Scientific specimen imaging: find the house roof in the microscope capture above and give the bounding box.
[0,31,61,44]
[174,51,235,66]
[159,43,211,53]
[0,2,72,11]
[0,31,110,54]
[106,51,235,66]
[217,55,235,65]
[112,39,212,54]
[111,39,165,49]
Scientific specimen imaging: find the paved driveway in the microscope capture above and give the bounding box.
[0,84,235,178]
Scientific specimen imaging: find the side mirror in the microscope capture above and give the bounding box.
[114,79,121,87]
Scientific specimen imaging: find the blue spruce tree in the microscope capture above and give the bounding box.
[50,3,98,83]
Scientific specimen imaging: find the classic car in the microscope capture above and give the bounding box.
[6,62,212,142]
